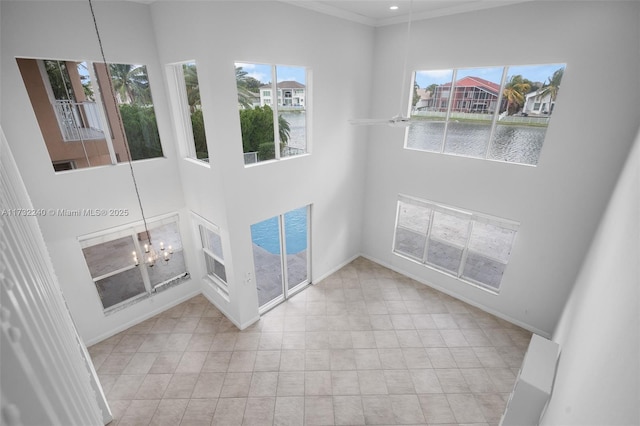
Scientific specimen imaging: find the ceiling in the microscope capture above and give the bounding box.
[284,0,530,26]
[0,0,528,27]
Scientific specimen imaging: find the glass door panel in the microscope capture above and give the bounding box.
[251,206,310,311]
[251,216,284,308]
[284,206,308,291]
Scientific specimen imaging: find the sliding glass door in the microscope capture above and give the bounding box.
[251,205,310,312]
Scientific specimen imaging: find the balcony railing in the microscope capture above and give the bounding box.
[53,100,105,142]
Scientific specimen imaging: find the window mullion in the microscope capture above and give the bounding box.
[271,65,281,160]
[87,62,117,165]
[484,66,509,160]
[421,209,434,264]
[279,214,289,297]
[457,219,474,278]
[440,69,457,153]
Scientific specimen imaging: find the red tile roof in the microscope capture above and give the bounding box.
[260,81,305,89]
[442,76,500,94]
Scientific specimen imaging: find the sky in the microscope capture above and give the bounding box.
[235,62,306,84]
[414,63,565,88]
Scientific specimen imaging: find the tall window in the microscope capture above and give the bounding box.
[17,58,163,172]
[169,61,209,163]
[192,214,228,300]
[80,216,188,312]
[235,62,308,165]
[409,63,565,166]
[393,195,518,292]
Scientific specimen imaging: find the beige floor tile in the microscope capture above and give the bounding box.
[119,399,160,425]
[228,351,257,372]
[274,396,304,426]
[277,372,305,396]
[99,353,135,374]
[212,397,246,425]
[192,372,225,398]
[202,351,232,372]
[426,347,457,368]
[378,348,407,370]
[409,369,443,394]
[390,394,426,424]
[164,373,199,398]
[134,374,172,400]
[330,349,356,370]
[280,350,305,371]
[91,263,530,426]
[473,346,507,368]
[305,370,332,395]
[357,370,388,395]
[331,371,360,395]
[460,368,497,393]
[402,348,432,369]
[305,349,331,370]
[185,333,214,351]
[446,393,486,424]
[176,351,207,374]
[242,397,275,426]
[384,369,415,394]
[180,398,217,426]
[353,349,381,370]
[108,375,146,400]
[418,393,456,424]
[435,368,471,393]
[149,352,183,374]
[333,395,365,425]
[220,372,252,397]
[305,396,335,425]
[149,398,188,426]
[249,371,278,397]
[361,395,395,425]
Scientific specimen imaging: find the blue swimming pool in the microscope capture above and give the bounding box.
[251,207,308,255]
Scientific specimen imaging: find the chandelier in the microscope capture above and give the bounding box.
[88,0,171,268]
[133,238,173,267]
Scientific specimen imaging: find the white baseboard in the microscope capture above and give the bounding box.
[360,253,550,338]
[85,288,202,346]
[313,253,361,284]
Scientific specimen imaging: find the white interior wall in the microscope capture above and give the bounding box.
[150,2,373,326]
[1,1,373,341]
[361,1,640,335]
[540,128,639,425]
[0,1,200,343]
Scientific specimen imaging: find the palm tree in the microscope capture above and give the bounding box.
[502,75,530,115]
[236,67,256,109]
[537,67,564,114]
[183,63,201,112]
[108,64,150,105]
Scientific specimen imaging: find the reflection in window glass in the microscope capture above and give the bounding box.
[80,217,189,311]
[408,63,565,165]
[235,62,307,164]
[408,69,453,152]
[175,62,208,162]
[393,195,518,292]
[489,64,564,164]
[16,57,163,172]
[197,222,228,294]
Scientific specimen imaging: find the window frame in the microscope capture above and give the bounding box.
[18,57,165,172]
[191,213,229,301]
[407,63,565,166]
[79,213,189,313]
[235,61,310,166]
[167,60,210,166]
[393,194,518,293]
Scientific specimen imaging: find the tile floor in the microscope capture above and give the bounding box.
[89,257,531,426]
